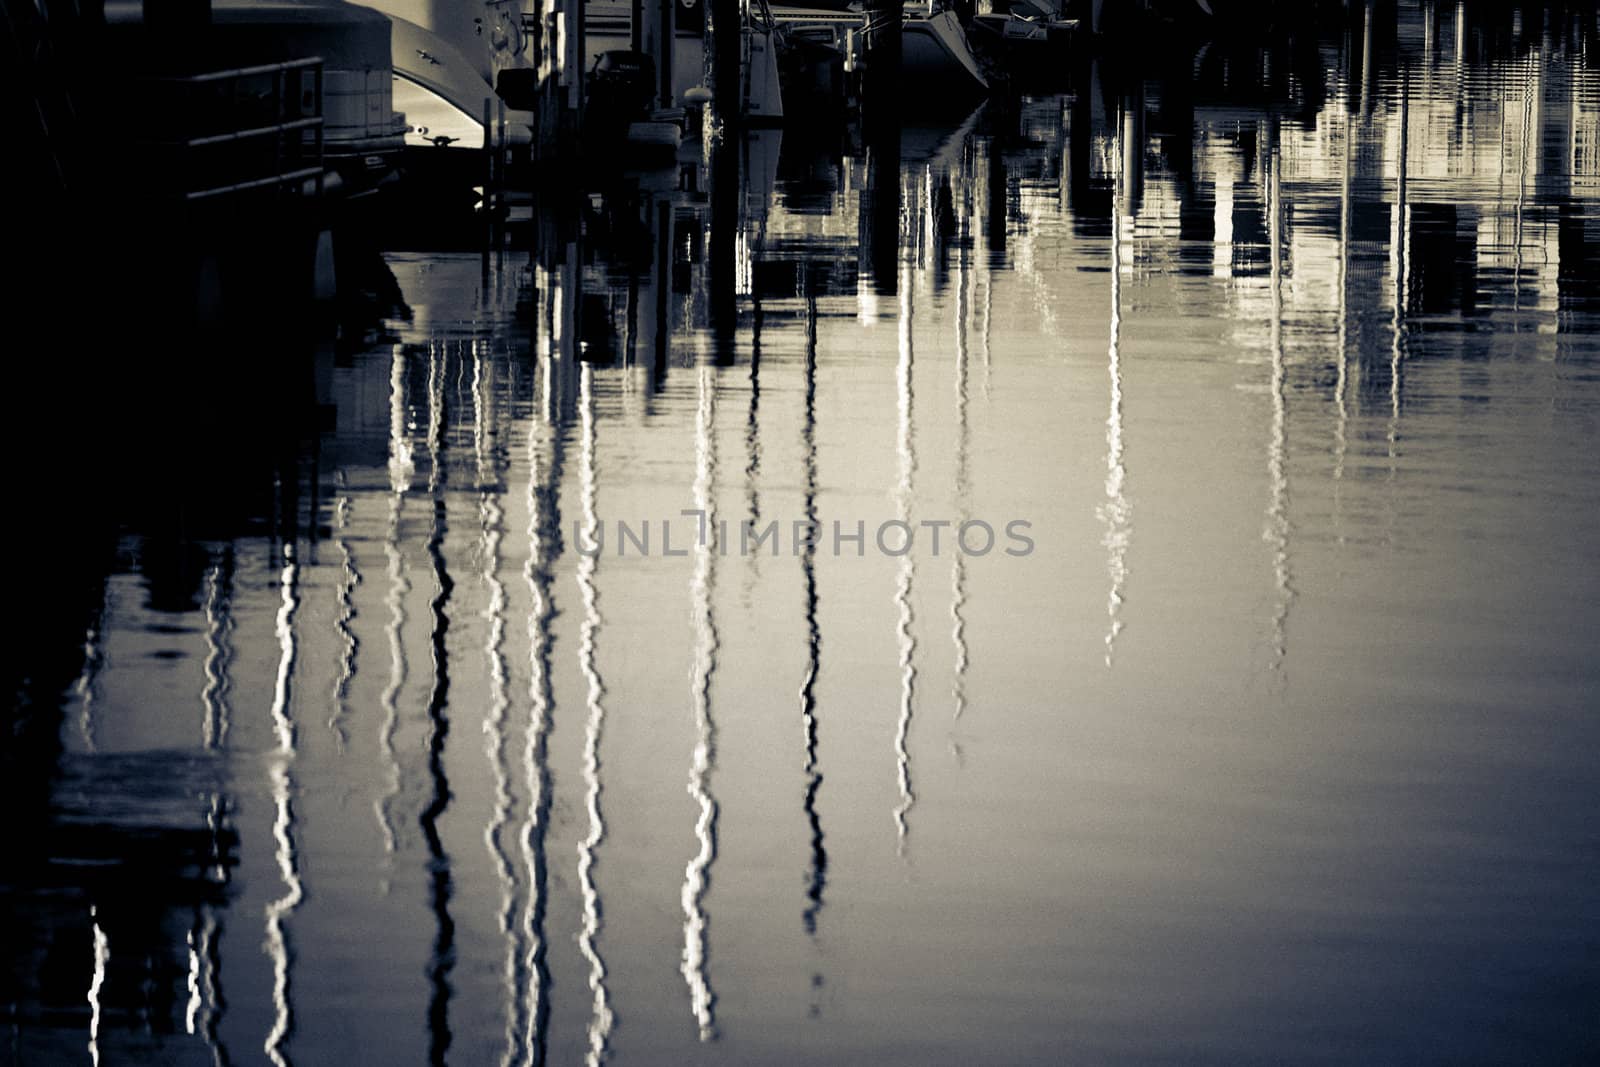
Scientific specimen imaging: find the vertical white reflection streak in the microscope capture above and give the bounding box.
[330,491,359,747]
[893,261,918,848]
[1335,112,1352,492]
[202,562,232,750]
[88,907,108,1067]
[1266,145,1293,671]
[682,364,719,1041]
[1100,138,1130,668]
[576,365,614,1066]
[1390,70,1410,451]
[951,247,970,721]
[476,349,522,1067]
[75,586,109,753]
[186,928,201,1034]
[265,544,302,1067]
[378,348,412,860]
[196,908,222,1061]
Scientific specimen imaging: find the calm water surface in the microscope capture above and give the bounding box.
[9,6,1600,1064]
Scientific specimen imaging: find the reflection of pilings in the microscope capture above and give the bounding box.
[863,127,902,297]
[1265,138,1293,673]
[985,134,1006,264]
[520,382,563,1067]
[330,490,359,746]
[799,291,826,939]
[860,0,902,134]
[378,347,413,860]
[264,544,302,1067]
[654,202,673,391]
[1099,135,1130,669]
[1120,88,1145,221]
[892,261,917,849]
[708,138,740,361]
[476,347,522,1067]
[575,365,614,1067]
[202,554,234,750]
[421,346,457,1067]
[682,364,720,1041]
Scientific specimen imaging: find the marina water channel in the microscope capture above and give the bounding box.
[7,7,1600,1064]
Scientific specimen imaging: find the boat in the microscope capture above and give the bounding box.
[586,0,988,124]
[108,0,412,191]
[766,2,989,104]
[347,0,536,149]
[585,0,785,122]
[900,7,987,98]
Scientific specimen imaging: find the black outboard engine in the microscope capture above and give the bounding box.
[585,50,657,149]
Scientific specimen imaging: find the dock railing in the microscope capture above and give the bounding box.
[134,56,326,202]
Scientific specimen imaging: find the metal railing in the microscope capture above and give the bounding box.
[135,56,326,202]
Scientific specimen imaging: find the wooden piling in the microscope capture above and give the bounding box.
[860,0,902,134]
[707,0,742,125]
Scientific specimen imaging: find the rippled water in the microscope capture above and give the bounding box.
[9,5,1600,1064]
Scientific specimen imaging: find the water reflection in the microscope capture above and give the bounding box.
[1265,133,1293,672]
[74,589,109,753]
[264,544,301,1067]
[950,229,972,725]
[378,347,412,861]
[476,346,521,1067]
[681,365,720,1041]
[892,258,918,850]
[87,906,107,1067]
[14,6,1600,1063]
[330,487,359,747]
[575,364,614,1067]
[421,345,457,1066]
[1100,126,1130,669]
[201,555,233,750]
[798,285,826,946]
[520,341,563,1067]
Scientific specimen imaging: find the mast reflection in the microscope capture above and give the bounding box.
[1265,134,1294,673]
[576,363,614,1066]
[201,553,234,750]
[951,240,971,723]
[1100,113,1131,669]
[475,347,522,1067]
[893,254,918,850]
[1388,72,1410,469]
[264,542,301,1067]
[799,285,827,941]
[520,356,563,1067]
[378,347,412,862]
[329,485,359,748]
[681,363,721,1042]
[88,905,108,1067]
[421,344,456,1067]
